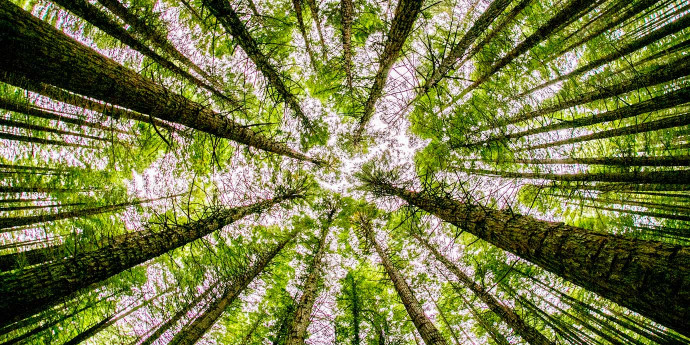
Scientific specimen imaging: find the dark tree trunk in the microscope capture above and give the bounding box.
[0,2,321,164]
[203,0,314,133]
[291,0,319,71]
[477,156,690,167]
[0,132,95,149]
[285,225,331,345]
[0,117,109,142]
[0,193,300,327]
[353,0,424,144]
[414,233,552,345]
[349,274,361,345]
[0,242,68,271]
[341,0,354,89]
[168,229,298,345]
[359,176,690,336]
[359,217,449,345]
[459,167,690,185]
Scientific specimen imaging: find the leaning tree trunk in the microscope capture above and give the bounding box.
[0,132,95,149]
[0,192,301,327]
[359,217,449,345]
[291,0,319,71]
[0,2,321,165]
[352,0,424,144]
[413,233,552,345]
[359,177,690,336]
[168,229,298,345]
[340,0,354,89]
[458,167,690,185]
[51,0,230,103]
[479,156,690,167]
[285,225,331,345]
[203,0,314,133]
[0,195,171,230]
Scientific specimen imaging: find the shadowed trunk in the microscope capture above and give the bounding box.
[0,192,301,327]
[458,167,690,184]
[168,229,298,345]
[359,176,690,335]
[341,0,354,89]
[0,2,321,164]
[353,0,424,144]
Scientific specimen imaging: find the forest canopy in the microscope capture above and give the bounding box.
[0,0,689,343]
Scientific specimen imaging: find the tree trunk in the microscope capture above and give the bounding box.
[359,216,449,345]
[0,132,95,149]
[459,167,690,185]
[453,0,597,101]
[359,176,690,336]
[305,0,327,59]
[140,282,221,345]
[478,156,690,167]
[457,293,508,345]
[0,196,168,231]
[51,0,230,103]
[0,117,109,142]
[341,0,354,89]
[0,2,321,164]
[0,193,300,327]
[567,202,690,222]
[95,0,225,91]
[422,0,513,91]
[414,233,552,345]
[520,110,690,151]
[203,0,314,133]
[291,0,319,71]
[500,54,690,127]
[348,274,361,345]
[0,243,67,271]
[240,314,265,345]
[285,226,331,345]
[168,229,298,345]
[524,12,690,95]
[476,86,690,146]
[353,0,424,144]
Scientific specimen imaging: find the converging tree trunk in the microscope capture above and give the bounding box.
[0,192,302,327]
[286,223,331,345]
[0,2,321,164]
[168,229,298,345]
[353,0,424,144]
[413,233,553,345]
[358,215,449,345]
[358,172,690,336]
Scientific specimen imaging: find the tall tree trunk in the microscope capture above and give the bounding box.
[0,192,301,327]
[0,117,109,142]
[140,282,221,345]
[51,0,231,104]
[0,196,169,230]
[341,0,354,90]
[168,229,298,345]
[457,293,508,345]
[358,175,690,336]
[0,132,95,149]
[422,0,513,91]
[520,111,690,151]
[352,0,424,144]
[500,54,690,127]
[0,243,68,271]
[422,286,465,345]
[203,0,314,133]
[524,12,690,95]
[458,167,690,184]
[348,274,361,345]
[291,0,319,71]
[285,225,331,345]
[413,233,552,345]
[477,156,690,167]
[95,0,225,91]
[452,0,597,100]
[566,202,690,222]
[358,216,449,345]
[474,86,690,146]
[0,2,321,164]
[305,0,327,58]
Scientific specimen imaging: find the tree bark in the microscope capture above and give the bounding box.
[0,132,95,149]
[291,0,319,71]
[520,111,690,152]
[51,0,230,103]
[305,0,327,59]
[477,156,690,167]
[285,225,331,345]
[524,12,690,96]
[341,0,354,89]
[0,117,109,142]
[168,229,298,345]
[353,0,424,144]
[203,0,314,133]
[422,0,513,91]
[0,193,300,327]
[359,217,449,345]
[458,167,690,185]
[414,233,552,345]
[0,2,321,164]
[360,177,690,336]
